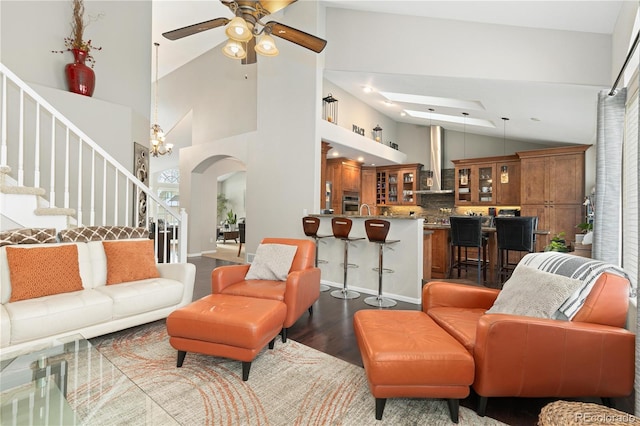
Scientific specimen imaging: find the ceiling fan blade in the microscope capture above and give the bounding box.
[242,37,257,65]
[258,0,297,15]
[266,21,327,53]
[162,17,230,41]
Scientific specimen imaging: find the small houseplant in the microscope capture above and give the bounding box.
[544,232,569,252]
[217,193,229,224]
[226,209,237,226]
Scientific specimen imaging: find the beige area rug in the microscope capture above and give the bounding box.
[88,321,506,426]
[203,242,246,264]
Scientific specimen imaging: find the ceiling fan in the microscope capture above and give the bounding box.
[162,0,327,64]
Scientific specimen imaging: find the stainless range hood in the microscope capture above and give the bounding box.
[414,125,453,194]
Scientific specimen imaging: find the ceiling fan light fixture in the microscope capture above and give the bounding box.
[223,39,247,59]
[225,16,252,42]
[255,34,279,56]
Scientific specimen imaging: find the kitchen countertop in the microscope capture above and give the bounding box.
[310,214,420,220]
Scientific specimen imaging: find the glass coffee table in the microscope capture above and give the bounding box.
[1,336,177,425]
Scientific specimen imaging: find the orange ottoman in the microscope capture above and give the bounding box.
[353,310,474,423]
[166,294,286,381]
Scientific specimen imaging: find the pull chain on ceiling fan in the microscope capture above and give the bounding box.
[162,0,327,64]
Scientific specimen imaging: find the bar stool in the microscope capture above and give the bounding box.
[331,217,364,299]
[495,216,538,285]
[364,219,399,308]
[448,216,488,284]
[302,216,330,292]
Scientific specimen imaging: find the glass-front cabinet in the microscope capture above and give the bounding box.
[452,155,520,207]
[456,167,472,205]
[376,164,423,206]
[402,171,415,203]
[388,171,399,204]
[477,165,495,204]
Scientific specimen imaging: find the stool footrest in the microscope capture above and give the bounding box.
[372,267,394,274]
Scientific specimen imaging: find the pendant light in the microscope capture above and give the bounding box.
[460,112,469,185]
[150,43,173,157]
[501,117,510,183]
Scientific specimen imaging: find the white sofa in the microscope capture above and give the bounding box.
[0,239,195,353]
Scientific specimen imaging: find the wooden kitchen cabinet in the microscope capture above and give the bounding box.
[376,163,423,206]
[429,228,450,278]
[518,145,590,250]
[326,158,362,214]
[452,155,520,206]
[342,161,361,192]
[360,167,377,215]
[495,159,521,205]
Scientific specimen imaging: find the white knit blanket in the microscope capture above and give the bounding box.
[519,252,631,319]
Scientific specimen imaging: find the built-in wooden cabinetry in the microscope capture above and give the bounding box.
[518,145,589,251]
[452,155,521,207]
[429,228,450,278]
[375,164,423,206]
[360,167,378,215]
[326,158,362,214]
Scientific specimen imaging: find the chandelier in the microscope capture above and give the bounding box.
[150,42,173,157]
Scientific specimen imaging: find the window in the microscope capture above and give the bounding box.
[623,70,638,294]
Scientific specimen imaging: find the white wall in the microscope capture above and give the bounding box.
[323,79,397,144]
[246,1,324,252]
[1,0,151,172]
[1,1,151,119]
[397,123,430,167]
[325,7,611,87]
[442,130,554,167]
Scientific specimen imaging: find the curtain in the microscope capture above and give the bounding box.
[593,88,627,263]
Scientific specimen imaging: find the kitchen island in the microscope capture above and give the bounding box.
[309,215,424,304]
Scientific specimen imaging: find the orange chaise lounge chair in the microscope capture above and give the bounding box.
[211,237,321,343]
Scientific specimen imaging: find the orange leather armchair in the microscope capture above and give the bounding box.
[422,272,635,417]
[212,238,321,342]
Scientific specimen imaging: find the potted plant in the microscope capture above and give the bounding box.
[226,209,237,230]
[52,0,101,96]
[575,222,593,244]
[217,193,229,224]
[544,232,569,252]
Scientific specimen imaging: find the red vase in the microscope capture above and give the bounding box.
[65,48,95,97]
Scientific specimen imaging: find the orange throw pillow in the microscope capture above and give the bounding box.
[103,240,160,285]
[6,245,84,302]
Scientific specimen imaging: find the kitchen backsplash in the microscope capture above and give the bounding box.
[380,193,455,222]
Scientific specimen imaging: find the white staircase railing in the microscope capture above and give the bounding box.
[0,63,187,263]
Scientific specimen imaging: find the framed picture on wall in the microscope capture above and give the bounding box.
[133,142,149,228]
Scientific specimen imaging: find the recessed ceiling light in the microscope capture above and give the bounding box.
[380,91,485,111]
[363,86,373,93]
[332,151,339,157]
[405,110,495,128]
[400,111,407,116]
[357,156,364,162]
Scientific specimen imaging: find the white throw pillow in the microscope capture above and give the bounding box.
[245,243,298,281]
[486,265,584,319]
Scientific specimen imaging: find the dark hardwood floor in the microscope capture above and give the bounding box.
[188,255,633,426]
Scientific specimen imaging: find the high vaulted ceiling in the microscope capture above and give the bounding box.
[153,1,631,146]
